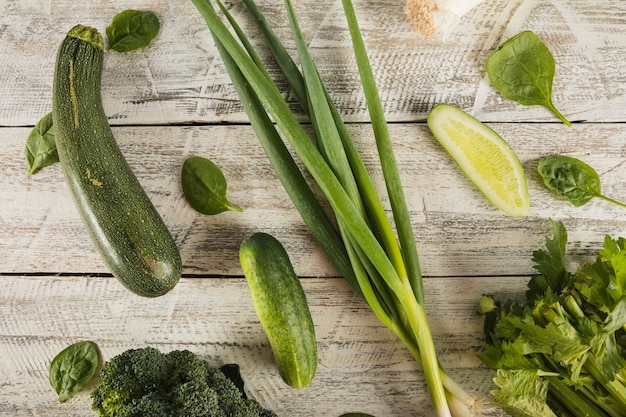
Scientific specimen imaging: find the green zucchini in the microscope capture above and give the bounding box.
[52,25,181,297]
[239,232,317,388]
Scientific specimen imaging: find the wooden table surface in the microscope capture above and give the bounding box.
[2,0,626,416]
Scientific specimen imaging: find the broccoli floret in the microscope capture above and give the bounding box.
[91,347,277,417]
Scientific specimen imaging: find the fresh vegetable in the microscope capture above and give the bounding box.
[52,24,181,297]
[191,0,476,415]
[26,14,159,175]
[106,10,160,52]
[25,112,58,175]
[405,0,486,37]
[538,154,626,209]
[479,220,626,416]
[486,30,571,126]
[49,340,101,403]
[181,156,243,215]
[91,347,277,417]
[239,232,317,388]
[427,103,530,217]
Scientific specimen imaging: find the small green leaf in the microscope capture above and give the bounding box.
[486,30,571,126]
[219,364,246,397]
[106,10,160,52]
[537,155,626,208]
[527,219,569,299]
[25,112,58,175]
[181,156,243,215]
[49,341,101,403]
[476,295,497,315]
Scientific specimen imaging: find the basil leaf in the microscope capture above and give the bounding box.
[49,341,101,403]
[106,10,160,52]
[486,30,571,126]
[181,156,243,215]
[25,112,58,175]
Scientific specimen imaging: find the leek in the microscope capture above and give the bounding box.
[190,0,479,415]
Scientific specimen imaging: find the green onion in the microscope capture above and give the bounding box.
[190,1,477,415]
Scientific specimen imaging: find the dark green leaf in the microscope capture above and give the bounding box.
[575,258,616,313]
[537,155,602,206]
[538,155,626,209]
[49,341,101,403]
[219,364,246,398]
[25,112,58,175]
[181,156,242,215]
[106,10,160,52]
[486,31,571,126]
[527,220,569,299]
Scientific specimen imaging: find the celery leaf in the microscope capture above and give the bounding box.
[491,369,559,417]
[527,220,569,299]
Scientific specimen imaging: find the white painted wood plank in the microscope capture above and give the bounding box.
[0,274,526,417]
[3,123,626,278]
[0,0,625,126]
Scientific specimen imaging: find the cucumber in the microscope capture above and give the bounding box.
[239,232,317,388]
[52,25,181,297]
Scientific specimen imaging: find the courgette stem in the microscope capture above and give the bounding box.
[67,24,104,50]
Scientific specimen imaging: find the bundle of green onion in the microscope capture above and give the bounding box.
[190,0,476,415]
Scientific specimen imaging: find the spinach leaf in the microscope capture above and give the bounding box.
[49,340,101,403]
[219,364,246,398]
[106,10,160,52]
[181,156,243,215]
[25,112,58,175]
[537,155,626,208]
[486,30,571,126]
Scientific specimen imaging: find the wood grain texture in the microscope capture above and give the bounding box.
[4,123,626,278]
[0,0,625,126]
[2,0,626,416]
[0,275,526,417]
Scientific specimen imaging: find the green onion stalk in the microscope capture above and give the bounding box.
[190,0,479,415]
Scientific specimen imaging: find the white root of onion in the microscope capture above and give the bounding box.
[405,0,486,37]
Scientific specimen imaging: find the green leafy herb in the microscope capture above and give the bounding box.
[191,0,476,415]
[181,156,243,215]
[25,112,58,174]
[49,340,101,403]
[537,155,626,208]
[106,10,160,52]
[479,221,626,416]
[486,30,571,126]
